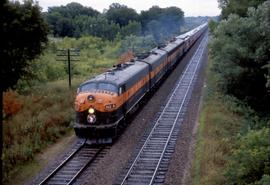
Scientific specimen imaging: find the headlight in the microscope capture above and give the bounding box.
[88,108,95,114]
[87,114,96,123]
[105,104,116,110]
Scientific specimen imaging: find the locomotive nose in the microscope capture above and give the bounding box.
[75,91,118,113]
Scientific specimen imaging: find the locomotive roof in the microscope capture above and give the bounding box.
[141,49,167,63]
[82,61,148,87]
[163,39,184,52]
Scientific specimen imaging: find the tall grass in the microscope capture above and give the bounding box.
[190,57,246,185]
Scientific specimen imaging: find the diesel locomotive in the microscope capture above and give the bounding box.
[74,23,208,143]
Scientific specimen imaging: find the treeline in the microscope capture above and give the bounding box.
[208,0,270,184]
[44,2,184,43]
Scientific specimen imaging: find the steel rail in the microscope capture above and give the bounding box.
[67,147,103,185]
[149,35,207,184]
[120,34,208,185]
[39,139,87,185]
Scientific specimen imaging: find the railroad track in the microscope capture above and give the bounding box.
[38,139,104,185]
[118,34,208,185]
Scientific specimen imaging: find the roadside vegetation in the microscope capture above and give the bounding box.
[192,1,270,184]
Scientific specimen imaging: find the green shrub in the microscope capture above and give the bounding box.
[226,128,270,185]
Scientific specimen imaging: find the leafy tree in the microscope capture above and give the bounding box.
[45,2,100,37]
[208,18,218,33]
[74,15,120,40]
[105,3,138,27]
[218,0,267,19]
[47,2,99,19]
[211,1,270,112]
[121,21,142,37]
[2,1,49,91]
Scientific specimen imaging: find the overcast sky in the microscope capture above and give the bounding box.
[34,0,220,16]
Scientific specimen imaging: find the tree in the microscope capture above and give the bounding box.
[2,1,49,91]
[1,1,49,183]
[226,128,270,184]
[211,1,270,112]
[106,3,138,27]
[218,0,267,19]
[121,21,142,37]
[45,2,100,37]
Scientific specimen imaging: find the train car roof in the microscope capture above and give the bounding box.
[82,61,148,87]
[176,22,207,40]
[162,38,184,53]
[140,49,167,64]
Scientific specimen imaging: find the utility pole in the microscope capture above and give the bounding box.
[56,49,80,88]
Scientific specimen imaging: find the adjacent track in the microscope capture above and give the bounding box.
[119,34,208,185]
[39,140,104,185]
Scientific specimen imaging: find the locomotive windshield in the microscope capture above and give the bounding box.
[80,82,96,92]
[79,82,118,93]
[98,83,118,93]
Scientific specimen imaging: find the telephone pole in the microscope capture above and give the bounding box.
[56,49,80,88]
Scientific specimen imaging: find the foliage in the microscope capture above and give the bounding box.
[120,21,142,38]
[119,35,156,55]
[191,49,270,185]
[73,15,120,40]
[210,2,270,112]
[218,0,267,19]
[44,3,184,43]
[208,18,219,33]
[45,2,99,37]
[226,128,270,185]
[21,35,120,86]
[105,3,139,27]
[1,1,49,91]
[3,90,22,118]
[2,84,75,183]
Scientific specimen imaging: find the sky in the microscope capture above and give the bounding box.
[34,0,221,16]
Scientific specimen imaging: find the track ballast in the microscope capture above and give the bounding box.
[38,140,104,185]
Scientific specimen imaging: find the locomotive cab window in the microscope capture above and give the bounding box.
[98,83,118,93]
[79,82,96,92]
[119,87,123,95]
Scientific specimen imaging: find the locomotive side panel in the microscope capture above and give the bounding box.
[121,62,149,113]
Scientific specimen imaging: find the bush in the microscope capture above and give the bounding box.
[3,85,75,182]
[226,128,270,184]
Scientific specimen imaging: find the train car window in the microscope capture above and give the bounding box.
[98,83,118,93]
[80,82,96,92]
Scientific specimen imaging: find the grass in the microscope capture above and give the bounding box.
[190,57,245,185]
